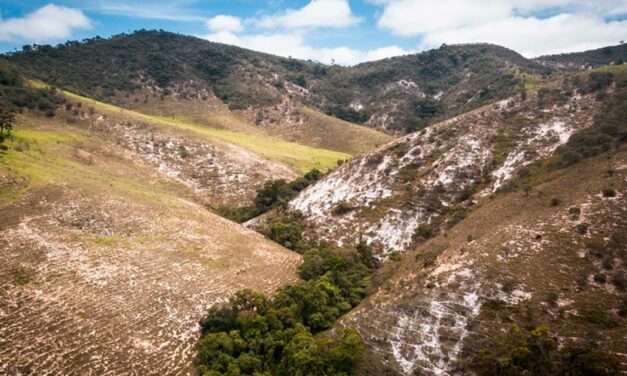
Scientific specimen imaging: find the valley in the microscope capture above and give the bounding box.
[0,30,625,376]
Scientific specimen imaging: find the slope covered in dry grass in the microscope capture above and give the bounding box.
[0,114,301,375]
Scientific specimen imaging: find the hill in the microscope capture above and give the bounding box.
[0,112,302,375]
[289,67,624,254]
[5,30,550,135]
[535,43,627,70]
[276,66,627,374]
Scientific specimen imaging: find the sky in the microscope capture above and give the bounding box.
[0,0,626,65]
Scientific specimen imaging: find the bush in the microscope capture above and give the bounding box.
[602,188,616,198]
[217,169,323,223]
[593,273,607,284]
[553,81,627,167]
[559,342,620,376]
[413,222,434,243]
[586,72,614,93]
[267,212,306,252]
[611,272,625,290]
[332,200,353,215]
[468,325,557,376]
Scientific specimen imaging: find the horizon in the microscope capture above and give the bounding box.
[2,28,626,66]
[1,1,626,65]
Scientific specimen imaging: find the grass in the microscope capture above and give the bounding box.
[31,81,351,173]
[0,121,184,207]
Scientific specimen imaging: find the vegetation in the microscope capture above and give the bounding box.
[217,169,322,223]
[536,43,627,70]
[0,60,63,150]
[554,71,627,167]
[466,325,620,376]
[0,104,14,150]
[196,241,377,375]
[37,83,349,173]
[6,31,552,134]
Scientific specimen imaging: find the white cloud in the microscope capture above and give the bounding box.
[204,31,409,65]
[207,15,243,33]
[377,0,511,35]
[419,14,627,57]
[373,0,627,57]
[255,0,360,29]
[0,4,92,43]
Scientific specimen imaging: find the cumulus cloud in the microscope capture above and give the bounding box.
[204,31,408,65]
[255,0,360,29]
[419,14,627,57]
[202,0,403,65]
[377,0,511,35]
[0,4,92,43]
[373,0,627,57]
[207,15,243,33]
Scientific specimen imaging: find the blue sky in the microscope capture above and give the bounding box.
[1,0,626,65]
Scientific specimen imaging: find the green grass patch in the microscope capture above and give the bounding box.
[31,81,350,173]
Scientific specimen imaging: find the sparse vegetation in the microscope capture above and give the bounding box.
[466,325,620,376]
[217,169,322,223]
[554,71,626,167]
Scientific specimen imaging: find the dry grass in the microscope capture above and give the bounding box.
[0,114,301,375]
[31,81,351,173]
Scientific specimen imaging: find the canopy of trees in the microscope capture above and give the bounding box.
[196,241,377,376]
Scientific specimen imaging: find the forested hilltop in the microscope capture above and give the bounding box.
[6,30,552,134]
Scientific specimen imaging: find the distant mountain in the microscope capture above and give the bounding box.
[535,43,627,70]
[5,30,551,134]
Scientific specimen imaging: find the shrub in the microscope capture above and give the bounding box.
[546,291,559,307]
[332,200,353,216]
[611,272,625,290]
[413,222,434,243]
[467,326,620,376]
[549,197,561,207]
[217,169,322,223]
[457,185,475,202]
[582,309,618,328]
[586,72,614,93]
[501,279,517,293]
[388,251,402,262]
[468,325,557,376]
[553,82,627,167]
[593,273,607,284]
[602,188,616,198]
[267,212,306,252]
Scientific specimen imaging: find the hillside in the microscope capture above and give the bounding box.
[536,43,627,70]
[345,149,626,375]
[289,67,624,255]
[278,66,627,375]
[5,30,550,135]
[26,81,354,208]
[2,27,626,376]
[281,66,627,374]
[0,112,302,375]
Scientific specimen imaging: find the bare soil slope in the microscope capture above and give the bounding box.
[0,115,301,375]
[343,150,626,375]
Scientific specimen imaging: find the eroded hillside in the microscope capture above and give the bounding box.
[343,149,626,375]
[289,69,619,256]
[0,112,302,374]
[280,66,627,375]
